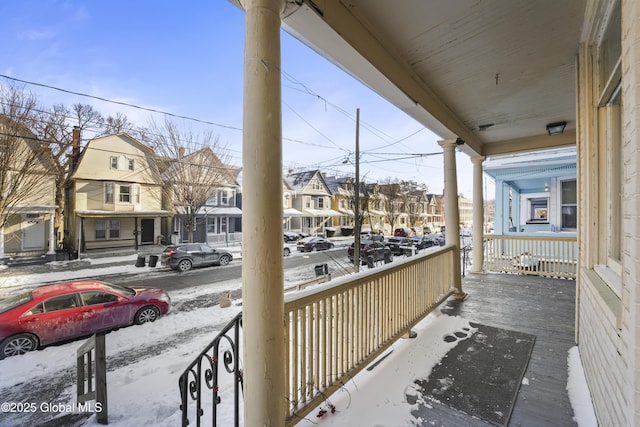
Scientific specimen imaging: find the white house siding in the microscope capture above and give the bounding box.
[575,1,640,425]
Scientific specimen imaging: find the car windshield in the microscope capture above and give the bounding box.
[0,292,32,314]
[99,282,136,297]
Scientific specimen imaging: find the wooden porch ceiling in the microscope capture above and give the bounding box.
[278,0,585,157]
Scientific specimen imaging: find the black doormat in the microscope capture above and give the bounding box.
[410,322,536,426]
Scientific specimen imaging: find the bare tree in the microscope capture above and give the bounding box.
[149,118,232,243]
[72,103,105,130]
[101,112,135,136]
[378,177,403,232]
[0,86,54,256]
[400,180,429,228]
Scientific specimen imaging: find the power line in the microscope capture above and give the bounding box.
[1,74,243,132]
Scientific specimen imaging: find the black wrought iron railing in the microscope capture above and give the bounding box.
[179,312,243,427]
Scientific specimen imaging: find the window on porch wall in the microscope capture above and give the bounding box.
[109,220,120,238]
[95,220,106,239]
[561,180,577,230]
[593,0,622,292]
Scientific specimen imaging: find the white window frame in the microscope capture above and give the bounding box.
[104,183,114,204]
[119,185,131,203]
[109,220,120,238]
[95,220,106,239]
[560,179,577,230]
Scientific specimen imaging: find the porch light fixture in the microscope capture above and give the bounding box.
[546,121,567,136]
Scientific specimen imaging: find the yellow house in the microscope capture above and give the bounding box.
[65,133,170,253]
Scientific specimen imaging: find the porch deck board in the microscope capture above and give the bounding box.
[425,272,577,426]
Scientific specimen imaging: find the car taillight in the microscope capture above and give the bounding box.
[166,249,176,256]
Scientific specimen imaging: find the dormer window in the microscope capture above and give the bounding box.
[109,155,134,171]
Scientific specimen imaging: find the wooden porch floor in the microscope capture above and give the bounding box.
[420,272,578,426]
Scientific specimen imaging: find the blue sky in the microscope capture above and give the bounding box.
[0,0,482,198]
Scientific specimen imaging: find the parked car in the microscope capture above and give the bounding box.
[410,235,437,250]
[393,228,415,237]
[429,233,446,246]
[348,240,391,264]
[283,246,291,257]
[0,280,171,359]
[161,243,233,272]
[283,231,299,242]
[360,232,385,242]
[385,237,414,255]
[296,236,334,252]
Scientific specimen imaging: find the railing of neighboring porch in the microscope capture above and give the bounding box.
[207,232,242,246]
[483,234,577,279]
[284,245,459,425]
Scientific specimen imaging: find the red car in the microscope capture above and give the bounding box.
[0,280,171,359]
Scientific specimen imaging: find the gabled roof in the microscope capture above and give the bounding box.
[69,133,162,184]
[285,169,334,194]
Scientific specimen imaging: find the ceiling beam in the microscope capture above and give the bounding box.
[482,130,576,157]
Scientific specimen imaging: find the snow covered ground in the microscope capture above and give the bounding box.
[0,254,597,426]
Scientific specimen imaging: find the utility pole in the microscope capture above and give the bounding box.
[354,108,361,273]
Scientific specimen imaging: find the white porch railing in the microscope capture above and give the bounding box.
[206,232,242,246]
[283,246,458,425]
[483,234,577,279]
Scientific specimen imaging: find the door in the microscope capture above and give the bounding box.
[78,291,131,333]
[140,219,154,244]
[199,244,218,266]
[20,294,84,345]
[22,214,45,250]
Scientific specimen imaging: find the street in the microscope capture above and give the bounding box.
[104,247,353,291]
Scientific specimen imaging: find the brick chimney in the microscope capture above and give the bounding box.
[71,126,81,169]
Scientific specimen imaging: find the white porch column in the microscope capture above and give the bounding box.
[471,156,485,273]
[48,209,56,255]
[241,0,287,425]
[438,139,464,296]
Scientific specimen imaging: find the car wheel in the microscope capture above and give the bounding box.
[177,259,192,272]
[283,247,291,257]
[134,306,160,324]
[0,334,38,359]
[218,255,231,266]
